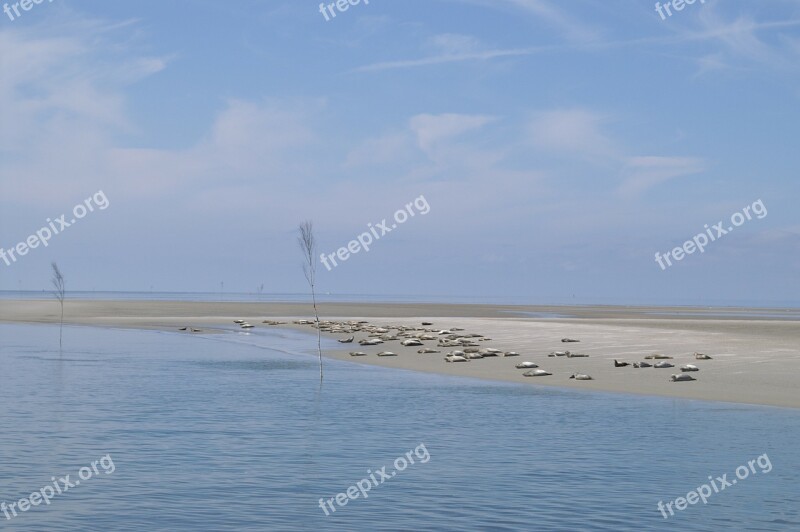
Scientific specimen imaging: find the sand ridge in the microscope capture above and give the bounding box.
[1,299,798,408]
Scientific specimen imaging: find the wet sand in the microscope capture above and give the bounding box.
[1,299,799,408]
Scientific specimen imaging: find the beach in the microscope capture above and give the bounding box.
[2,299,798,409]
[5,2,800,528]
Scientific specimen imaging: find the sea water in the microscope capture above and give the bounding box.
[0,323,798,531]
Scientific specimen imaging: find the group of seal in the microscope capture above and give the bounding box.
[515,340,592,380]
[284,319,716,384]
[614,353,712,381]
[287,319,594,381]
[290,319,534,367]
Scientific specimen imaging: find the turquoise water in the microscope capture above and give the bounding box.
[1,323,798,531]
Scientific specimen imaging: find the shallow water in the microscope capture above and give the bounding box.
[1,323,798,531]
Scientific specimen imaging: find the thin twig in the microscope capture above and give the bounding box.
[51,262,65,351]
[298,222,323,381]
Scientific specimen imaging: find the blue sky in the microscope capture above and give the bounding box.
[1,0,799,305]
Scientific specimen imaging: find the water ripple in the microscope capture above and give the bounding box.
[0,323,798,531]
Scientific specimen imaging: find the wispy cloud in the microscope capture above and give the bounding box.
[354,13,800,74]
[499,0,601,42]
[526,109,706,196]
[527,109,619,162]
[619,156,705,197]
[451,0,601,42]
[409,113,496,153]
[352,45,551,72]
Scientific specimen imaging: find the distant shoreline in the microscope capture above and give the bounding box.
[1,291,798,312]
[1,297,799,320]
[2,299,799,409]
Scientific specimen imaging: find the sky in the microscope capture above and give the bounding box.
[0,0,799,306]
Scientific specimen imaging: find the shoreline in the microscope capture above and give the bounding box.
[2,299,799,409]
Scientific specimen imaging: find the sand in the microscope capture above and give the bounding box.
[1,299,798,409]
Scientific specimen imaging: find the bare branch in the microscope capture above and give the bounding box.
[297,221,323,381]
[51,262,65,302]
[51,262,65,350]
[298,221,316,286]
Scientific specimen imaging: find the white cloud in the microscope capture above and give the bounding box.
[425,33,484,56]
[353,45,548,73]
[345,133,413,168]
[619,156,705,197]
[527,109,618,161]
[526,109,707,197]
[452,0,601,43]
[501,0,601,42]
[409,113,496,154]
[0,20,175,205]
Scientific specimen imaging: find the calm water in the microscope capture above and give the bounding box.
[1,323,799,531]
[2,290,799,309]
